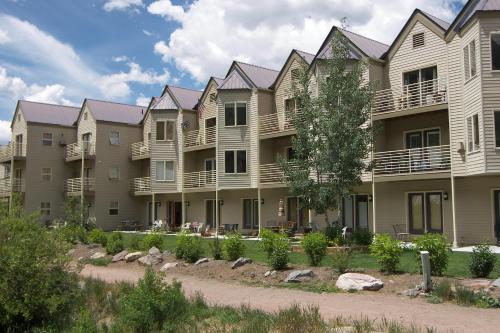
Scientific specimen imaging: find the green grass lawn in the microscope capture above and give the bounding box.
[117,232,500,278]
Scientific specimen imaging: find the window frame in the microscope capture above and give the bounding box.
[224,149,247,174]
[494,111,500,149]
[407,191,443,234]
[109,201,119,216]
[41,132,53,146]
[40,201,51,216]
[491,32,500,71]
[41,167,52,181]
[109,130,120,145]
[224,102,247,127]
[466,113,480,153]
[155,120,175,141]
[155,160,175,182]
[108,166,120,180]
[464,39,477,83]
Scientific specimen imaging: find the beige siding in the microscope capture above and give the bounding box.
[12,108,28,156]
[275,55,302,115]
[184,148,215,173]
[77,105,97,148]
[143,112,152,142]
[197,80,218,136]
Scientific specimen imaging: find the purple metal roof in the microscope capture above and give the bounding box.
[459,0,500,29]
[219,69,252,90]
[213,77,224,86]
[168,86,202,110]
[422,11,451,30]
[235,62,280,89]
[295,50,315,64]
[18,100,80,127]
[85,99,146,125]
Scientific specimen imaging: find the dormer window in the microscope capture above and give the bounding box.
[412,32,425,48]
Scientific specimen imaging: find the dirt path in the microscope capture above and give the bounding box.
[81,264,500,333]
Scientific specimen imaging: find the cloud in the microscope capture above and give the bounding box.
[148,0,459,83]
[135,93,150,107]
[142,29,153,36]
[103,0,144,13]
[0,120,11,143]
[112,55,129,62]
[0,29,9,44]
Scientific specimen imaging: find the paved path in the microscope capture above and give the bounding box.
[81,264,500,333]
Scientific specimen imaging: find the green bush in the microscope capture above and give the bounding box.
[268,236,290,270]
[469,243,496,278]
[70,310,98,333]
[302,232,328,266]
[352,229,374,246]
[259,228,278,259]
[324,223,342,242]
[222,231,246,261]
[432,279,453,302]
[55,224,88,244]
[369,234,402,273]
[140,233,164,251]
[414,233,450,276]
[88,228,107,246]
[209,237,223,260]
[175,232,203,263]
[332,250,351,274]
[455,286,477,306]
[106,233,125,255]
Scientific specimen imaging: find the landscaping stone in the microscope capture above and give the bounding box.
[264,271,271,277]
[138,254,163,266]
[162,250,172,257]
[125,251,143,262]
[160,262,178,271]
[90,252,105,260]
[149,247,161,257]
[112,250,128,262]
[335,273,383,291]
[284,270,314,283]
[194,258,209,266]
[271,270,277,277]
[231,257,252,269]
[401,288,421,298]
[491,278,500,288]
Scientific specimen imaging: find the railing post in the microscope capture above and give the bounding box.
[408,149,412,174]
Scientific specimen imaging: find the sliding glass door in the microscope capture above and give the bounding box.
[408,192,443,234]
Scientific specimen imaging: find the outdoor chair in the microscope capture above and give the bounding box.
[393,224,410,242]
[181,222,191,232]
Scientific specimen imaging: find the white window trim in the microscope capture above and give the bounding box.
[224,102,248,127]
[464,39,478,84]
[156,120,176,142]
[41,167,52,181]
[224,149,248,175]
[491,32,500,72]
[109,131,120,145]
[108,166,120,180]
[41,133,53,146]
[466,113,480,154]
[155,160,175,182]
[109,201,119,216]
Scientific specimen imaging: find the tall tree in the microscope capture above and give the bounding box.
[280,29,374,224]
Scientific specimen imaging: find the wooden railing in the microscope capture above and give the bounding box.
[66,141,95,160]
[373,145,451,176]
[259,110,300,136]
[64,178,95,193]
[184,127,216,148]
[130,141,151,160]
[372,78,447,115]
[260,163,287,184]
[129,177,151,194]
[183,170,216,189]
[0,178,25,195]
[0,142,25,161]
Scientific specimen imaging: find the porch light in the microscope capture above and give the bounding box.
[443,192,449,200]
[185,201,190,207]
[220,200,224,206]
[261,198,265,205]
[368,195,373,202]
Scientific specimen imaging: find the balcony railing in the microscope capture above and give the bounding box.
[372,78,447,115]
[130,141,151,160]
[184,127,216,148]
[129,177,151,194]
[259,110,300,136]
[183,170,216,189]
[0,178,25,195]
[260,163,291,184]
[66,141,95,161]
[373,145,451,176]
[0,142,25,161]
[64,178,95,194]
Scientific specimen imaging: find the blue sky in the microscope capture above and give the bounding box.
[0,0,464,141]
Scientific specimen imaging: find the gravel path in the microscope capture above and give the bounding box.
[81,264,500,333]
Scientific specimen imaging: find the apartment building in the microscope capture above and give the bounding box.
[2,0,499,245]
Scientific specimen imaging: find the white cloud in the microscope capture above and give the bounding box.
[136,93,150,107]
[148,0,458,83]
[103,0,144,13]
[98,62,169,99]
[142,29,153,36]
[0,120,11,143]
[0,29,9,44]
[112,55,129,62]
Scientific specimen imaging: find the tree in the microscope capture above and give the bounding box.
[280,28,374,223]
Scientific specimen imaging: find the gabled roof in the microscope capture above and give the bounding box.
[270,49,315,89]
[421,11,451,30]
[447,0,500,36]
[221,61,280,90]
[84,99,146,125]
[167,86,202,110]
[199,77,224,105]
[219,68,253,90]
[295,50,315,64]
[15,100,80,128]
[213,77,224,86]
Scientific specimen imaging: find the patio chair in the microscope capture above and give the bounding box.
[342,226,353,239]
[181,222,191,232]
[393,224,410,242]
[196,222,204,234]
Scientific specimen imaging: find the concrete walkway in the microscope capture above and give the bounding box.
[81,264,500,333]
[452,246,500,254]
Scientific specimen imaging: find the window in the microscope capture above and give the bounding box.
[285,147,295,161]
[284,98,298,113]
[109,131,120,145]
[41,167,52,181]
[495,111,500,148]
[109,201,119,216]
[156,161,174,181]
[492,33,500,70]
[408,192,443,234]
[108,167,120,180]
[464,40,477,81]
[467,114,480,152]
[156,120,175,141]
[40,202,51,216]
[224,150,246,174]
[224,102,247,126]
[412,32,425,48]
[42,133,52,146]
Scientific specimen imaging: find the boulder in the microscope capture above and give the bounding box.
[335,273,383,291]
[491,278,500,288]
[125,251,143,263]
[264,271,271,277]
[112,250,129,262]
[401,288,421,298]
[138,254,163,266]
[231,257,252,269]
[194,258,209,266]
[90,252,105,260]
[160,262,179,272]
[162,250,172,257]
[284,270,314,283]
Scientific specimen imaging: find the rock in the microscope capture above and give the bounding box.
[149,247,161,256]
[231,257,252,269]
[112,250,129,262]
[271,270,277,277]
[264,271,271,277]
[401,288,421,298]
[250,272,256,278]
[90,252,105,260]
[138,249,164,266]
[461,279,491,291]
[125,251,143,262]
[284,270,314,283]
[335,273,383,291]
[162,250,172,257]
[160,262,179,271]
[491,278,500,288]
[67,249,75,255]
[86,243,100,249]
[194,258,209,266]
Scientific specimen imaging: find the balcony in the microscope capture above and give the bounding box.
[260,163,291,187]
[372,78,447,119]
[64,178,95,196]
[373,145,451,181]
[0,178,25,197]
[130,141,151,160]
[0,143,26,163]
[65,142,95,162]
[183,170,216,191]
[259,111,299,138]
[129,177,151,195]
[184,127,216,151]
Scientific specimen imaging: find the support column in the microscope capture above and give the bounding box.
[181,191,186,224]
[451,175,458,247]
[257,187,262,237]
[151,192,155,228]
[371,179,377,233]
[80,145,84,226]
[215,190,219,236]
[8,149,14,212]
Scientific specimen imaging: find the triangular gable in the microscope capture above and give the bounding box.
[152,89,180,110]
[10,101,22,129]
[219,68,253,90]
[270,50,310,90]
[74,99,94,128]
[445,0,500,40]
[199,77,221,106]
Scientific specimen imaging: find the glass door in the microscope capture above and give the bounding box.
[356,195,369,230]
[409,193,425,234]
[243,198,258,230]
[494,191,500,245]
[205,199,221,229]
[426,192,443,233]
